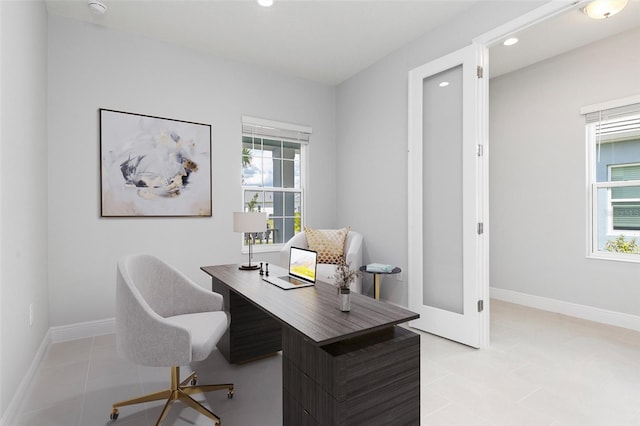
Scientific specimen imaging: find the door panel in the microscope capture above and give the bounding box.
[422,64,464,315]
[408,44,487,348]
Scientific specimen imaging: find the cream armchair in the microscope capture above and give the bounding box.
[279,230,364,293]
[111,254,233,425]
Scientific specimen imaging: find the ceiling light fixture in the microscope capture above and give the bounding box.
[583,0,628,19]
[257,0,274,7]
[88,0,107,15]
[503,37,519,46]
[439,82,449,87]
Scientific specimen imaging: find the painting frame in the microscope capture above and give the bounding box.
[99,109,212,217]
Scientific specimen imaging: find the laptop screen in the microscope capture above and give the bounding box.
[289,247,317,283]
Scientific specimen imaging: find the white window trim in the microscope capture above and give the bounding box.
[242,116,312,136]
[241,117,310,254]
[585,96,640,262]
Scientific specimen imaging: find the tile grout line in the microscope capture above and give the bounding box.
[77,336,96,426]
[515,385,543,405]
[509,361,534,374]
[421,399,453,420]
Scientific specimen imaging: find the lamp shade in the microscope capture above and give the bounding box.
[233,212,267,233]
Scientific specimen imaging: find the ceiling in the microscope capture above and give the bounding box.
[45,0,640,85]
[489,0,640,78]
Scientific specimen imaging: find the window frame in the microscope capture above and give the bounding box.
[240,116,310,254]
[584,96,640,263]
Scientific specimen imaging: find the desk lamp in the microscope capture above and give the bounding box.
[233,211,267,270]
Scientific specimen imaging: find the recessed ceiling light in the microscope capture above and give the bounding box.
[439,82,449,87]
[257,0,274,7]
[503,37,519,46]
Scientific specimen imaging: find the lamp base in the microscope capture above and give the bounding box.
[239,264,260,271]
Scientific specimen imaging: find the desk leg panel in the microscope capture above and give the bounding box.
[283,326,420,400]
[283,391,321,426]
[284,360,420,426]
[212,277,282,364]
[282,326,420,425]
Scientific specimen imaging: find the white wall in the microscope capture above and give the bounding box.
[0,0,49,417]
[490,27,640,316]
[335,1,543,305]
[47,15,337,327]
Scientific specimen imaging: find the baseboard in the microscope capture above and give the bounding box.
[50,317,115,343]
[491,287,640,332]
[1,318,116,426]
[0,329,52,426]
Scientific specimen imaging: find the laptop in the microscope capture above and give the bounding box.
[263,247,317,290]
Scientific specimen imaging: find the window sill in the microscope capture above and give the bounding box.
[242,244,285,254]
[587,252,640,264]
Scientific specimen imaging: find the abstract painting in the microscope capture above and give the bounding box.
[100,109,212,217]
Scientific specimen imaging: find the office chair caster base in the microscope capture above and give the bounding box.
[110,409,119,421]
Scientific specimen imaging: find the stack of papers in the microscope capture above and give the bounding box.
[366,263,395,273]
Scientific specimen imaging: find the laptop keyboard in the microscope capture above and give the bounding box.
[283,276,306,286]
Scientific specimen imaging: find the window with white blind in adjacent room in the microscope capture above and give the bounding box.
[583,97,640,261]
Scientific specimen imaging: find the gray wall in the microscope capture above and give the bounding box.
[47,15,337,327]
[490,27,640,316]
[0,0,49,416]
[335,1,542,305]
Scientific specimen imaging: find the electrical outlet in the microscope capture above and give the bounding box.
[29,303,34,327]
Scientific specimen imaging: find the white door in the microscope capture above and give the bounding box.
[407,44,488,348]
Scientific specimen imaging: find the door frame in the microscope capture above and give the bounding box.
[407,1,581,349]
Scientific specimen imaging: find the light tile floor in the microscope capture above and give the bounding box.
[421,300,640,426]
[15,300,640,426]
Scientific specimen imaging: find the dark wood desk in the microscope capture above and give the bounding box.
[201,264,421,426]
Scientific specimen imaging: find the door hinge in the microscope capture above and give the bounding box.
[477,300,484,313]
[477,65,483,78]
[477,144,484,157]
[477,222,484,235]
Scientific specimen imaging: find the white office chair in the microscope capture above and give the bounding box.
[111,254,233,426]
[280,230,364,293]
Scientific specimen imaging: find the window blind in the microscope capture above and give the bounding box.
[584,102,640,123]
[583,102,640,141]
[241,116,312,144]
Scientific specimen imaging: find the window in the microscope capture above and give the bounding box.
[241,116,311,251]
[583,98,640,260]
[609,163,640,232]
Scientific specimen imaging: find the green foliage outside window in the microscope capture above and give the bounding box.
[246,193,259,212]
[241,147,252,168]
[605,235,640,254]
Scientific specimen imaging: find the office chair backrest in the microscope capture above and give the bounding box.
[118,254,194,319]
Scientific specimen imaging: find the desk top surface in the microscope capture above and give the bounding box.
[201,264,419,346]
